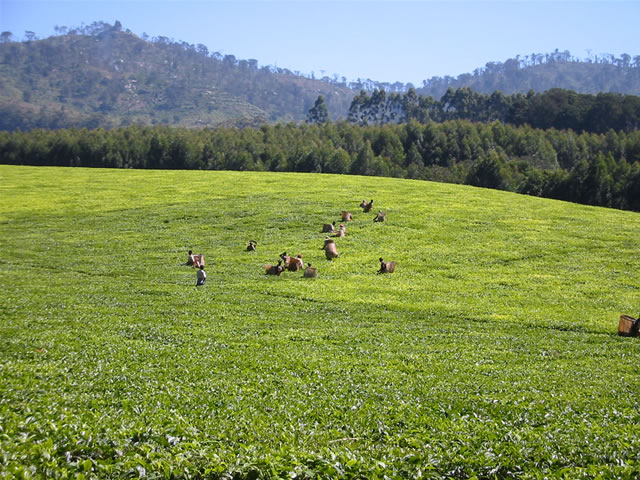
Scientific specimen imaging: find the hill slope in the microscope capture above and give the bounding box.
[2,165,640,478]
[416,53,640,99]
[0,22,355,130]
[2,21,639,131]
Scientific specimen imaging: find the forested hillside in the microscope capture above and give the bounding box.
[415,50,640,99]
[0,21,355,131]
[1,21,640,131]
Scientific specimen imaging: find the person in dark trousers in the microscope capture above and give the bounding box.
[196,265,207,286]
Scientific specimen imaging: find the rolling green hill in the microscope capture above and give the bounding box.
[1,165,640,478]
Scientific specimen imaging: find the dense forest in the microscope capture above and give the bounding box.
[346,87,640,134]
[2,121,639,211]
[1,21,640,131]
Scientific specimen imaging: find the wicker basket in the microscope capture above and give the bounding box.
[618,315,640,337]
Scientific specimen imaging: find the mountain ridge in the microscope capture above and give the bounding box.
[0,23,355,130]
[1,21,639,130]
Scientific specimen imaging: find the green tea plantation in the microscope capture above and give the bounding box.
[1,165,639,479]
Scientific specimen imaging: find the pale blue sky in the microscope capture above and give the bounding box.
[1,0,638,85]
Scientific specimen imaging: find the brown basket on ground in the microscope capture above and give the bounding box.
[618,315,640,337]
[190,254,205,268]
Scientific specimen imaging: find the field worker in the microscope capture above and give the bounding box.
[187,250,195,266]
[196,265,207,286]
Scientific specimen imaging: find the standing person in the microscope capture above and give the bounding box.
[196,265,207,286]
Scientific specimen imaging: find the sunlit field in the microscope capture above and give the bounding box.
[1,165,639,479]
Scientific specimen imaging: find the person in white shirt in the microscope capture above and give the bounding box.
[196,265,207,286]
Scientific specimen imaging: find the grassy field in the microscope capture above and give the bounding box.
[1,165,639,479]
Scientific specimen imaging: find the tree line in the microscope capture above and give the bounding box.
[2,120,639,211]
[346,87,640,134]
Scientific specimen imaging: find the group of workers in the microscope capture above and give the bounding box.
[187,199,394,286]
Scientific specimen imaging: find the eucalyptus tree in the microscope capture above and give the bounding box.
[306,95,330,124]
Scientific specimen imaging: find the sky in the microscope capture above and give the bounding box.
[1,0,639,86]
